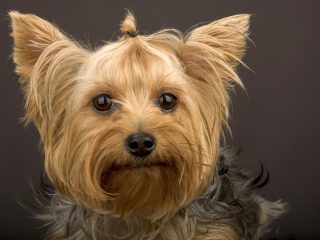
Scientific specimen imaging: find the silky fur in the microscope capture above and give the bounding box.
[10,10,285,239]
[35,149,285,240]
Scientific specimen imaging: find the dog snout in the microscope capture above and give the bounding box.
[126,133,156,158]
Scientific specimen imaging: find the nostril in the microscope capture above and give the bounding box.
[129,140,139,150]
[144,139,154,149]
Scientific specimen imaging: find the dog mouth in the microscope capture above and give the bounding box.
[109,160,170,172]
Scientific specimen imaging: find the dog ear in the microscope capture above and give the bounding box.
[182,14,250,88]
[181,14,250,125]
[9,11,88,142]
[9,11,71,79]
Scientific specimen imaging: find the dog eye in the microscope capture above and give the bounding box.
[92,94,113,112]
[159,93,177,111]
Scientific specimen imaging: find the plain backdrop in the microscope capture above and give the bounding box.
[1,1,319,239]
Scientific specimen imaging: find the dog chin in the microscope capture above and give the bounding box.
[98,161,183,219]
[101,159,174,188]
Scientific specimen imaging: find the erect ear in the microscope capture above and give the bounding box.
[181,14,250,129]
[9,11,88,143]
[182,14,250,87]
[9,11,70,79]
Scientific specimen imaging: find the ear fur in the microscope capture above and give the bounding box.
[182,14,250,86]
[181,14,250,129]
[9,11,69,79]
[9,11,88,145]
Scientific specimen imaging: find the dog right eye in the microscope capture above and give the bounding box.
[92,94,113,112]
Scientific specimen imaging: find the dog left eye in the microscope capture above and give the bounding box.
[92,94,113,112]
[159,93,177,112]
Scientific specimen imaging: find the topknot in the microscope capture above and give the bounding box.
[120,10,139,38]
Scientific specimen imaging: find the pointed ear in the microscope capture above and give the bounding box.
[182,14,250,87]
[181,14,250,127]
[9,11,88,141]
[9,11,69,79]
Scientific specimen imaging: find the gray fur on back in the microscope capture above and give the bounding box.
[33,148,286,240]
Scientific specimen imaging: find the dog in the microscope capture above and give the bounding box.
[10,10,286,239]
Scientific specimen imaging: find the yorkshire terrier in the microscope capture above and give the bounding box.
[10,10,286,240]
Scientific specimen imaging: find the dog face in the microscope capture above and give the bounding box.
[10,11,249,220]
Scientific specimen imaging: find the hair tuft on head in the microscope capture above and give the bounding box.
[120,10,138,37]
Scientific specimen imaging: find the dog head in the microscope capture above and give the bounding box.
[10,11,249,220]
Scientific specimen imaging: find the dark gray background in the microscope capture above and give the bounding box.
[1,0,319,239]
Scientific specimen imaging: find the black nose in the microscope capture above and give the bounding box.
[126,133,156,158]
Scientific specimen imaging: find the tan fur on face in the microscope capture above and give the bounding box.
[10,11,250,221]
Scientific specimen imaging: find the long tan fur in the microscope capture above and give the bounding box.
[10,10,257,239]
